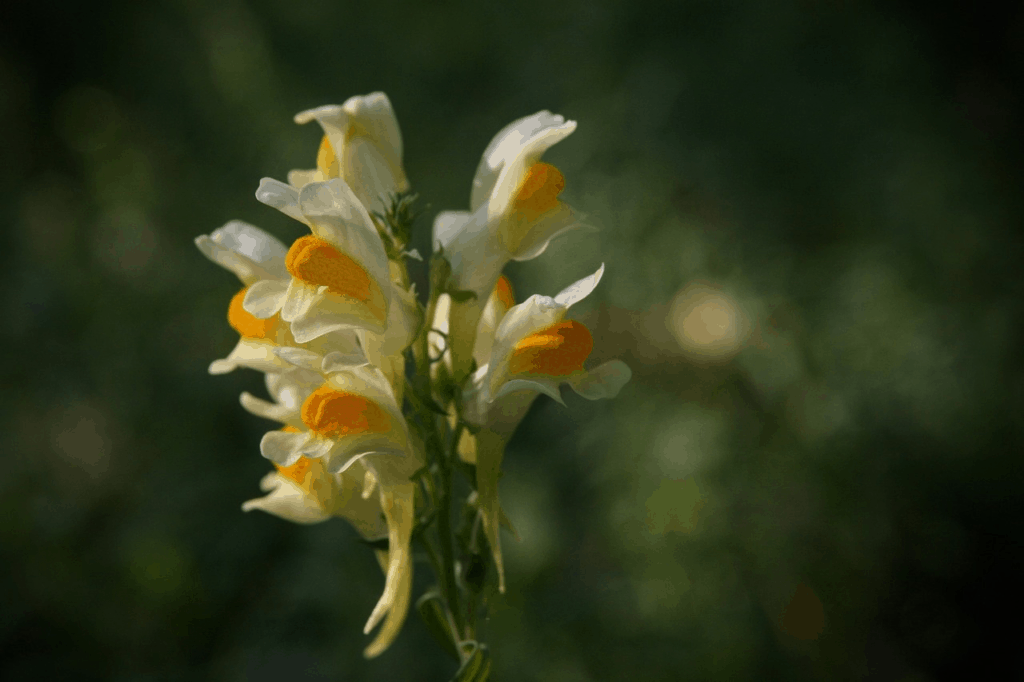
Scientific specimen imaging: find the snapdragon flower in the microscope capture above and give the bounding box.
[462,264,632,591]
[433,111,580,381]
[286,92,409,215]
[196,92,634,668]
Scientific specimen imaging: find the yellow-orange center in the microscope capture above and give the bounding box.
[508,320,593,376]
[300,386,392,438]
[228,288,278,339]
[495,275,516,310]
[285,235,376,303]
[512,162,565,222]
[317,136,340,177]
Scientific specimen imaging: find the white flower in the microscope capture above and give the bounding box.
[244,178,396,343]
[286,92,409,216]
[242,453,387,538]
[194,220,301,375]
[433,111,580,380]
[462,264,632,592]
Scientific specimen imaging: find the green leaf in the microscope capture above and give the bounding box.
[416,590,460,662]
[451,641,491,682]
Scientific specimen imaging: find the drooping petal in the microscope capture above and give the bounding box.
[242,279,289,319]
[255,177,306,224]
[363,482,415,657]
[241,475,332,524]
[567,360,633,400]
[470,111,576,213]
[260,429,311,467]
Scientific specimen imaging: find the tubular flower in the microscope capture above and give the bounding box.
[462,264,632,592]
[430,275,518,464]
[243,178,400,342]
[247,345,423,658]
[286,92,409,216]
[432,111,580,381]
[194,220,301,375]
[242,446,388,538]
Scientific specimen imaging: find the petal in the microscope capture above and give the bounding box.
[554,263,605,309]
[474,429,508,593]
[242,279,288,319]
[508,204,580,262]
[280,278,323,322]
[273,346,324,371]
[471,111,576,212]
[240,391,303,426]
[296,179,391,302]
[287,168,318,188]
[260,430,310,467]
[288,291,388,342]
[568,360,633,400]
[242,476,331,524]
[209,338,291,375]
[208,220,289,277]
[362,481,413,634]
[321,347,370,374]
[432,210,473,251]
[325,364,402,415]
[493,376,564,406]
[194,234,281,285]
[255,177,306,224]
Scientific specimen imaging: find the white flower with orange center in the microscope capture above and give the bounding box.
[462,264,632,592]
[194,220,304,375]
[242,443,387,536]
[243,178,398,343]
[433,111,580,379]
[286,92,408,216]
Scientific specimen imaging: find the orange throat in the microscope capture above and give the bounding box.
[508,319,593,376]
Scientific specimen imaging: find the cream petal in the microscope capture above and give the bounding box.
[255,177,306,224]
[321,347,370,374]
[242,279,288,319]
[554,263,605,308]
[273,346,324,371]
[568,360,632,401]
[280,279,323,322]
[432,210,473,251]
[471,111,576,212]
[297,435,334,460]
[508,205,580,262]
[493,376,564,406]
[209,220,289,277]
[288,293,387,343]
[287,168,318,188]
[325,364,401,415]
[209,338,289,375]
[485,119,578,221]
[363,484,414,638]
[296,179,391,305]
[208,358,237,375]
[260,430,310,467]
[242,477,331,524]
[194,235,279,285]
[239,391,303,426]
[345,136,401,215]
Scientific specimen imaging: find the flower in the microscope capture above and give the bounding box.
[286,92,408,216]
[243,344,422,658]
[194,220,300,375]
[244,178,397,342]
[432,111,580,381]
[462,264,632,591]
[242,448,387,537]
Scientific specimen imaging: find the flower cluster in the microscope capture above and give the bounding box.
[196,92,630,662]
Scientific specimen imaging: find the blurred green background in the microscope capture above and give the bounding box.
[2,1,1022,679]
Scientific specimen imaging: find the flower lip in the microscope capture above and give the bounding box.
[300,386,392,438]
[508,319,593,377]
[285,235,377,303]
[229,287,279,339]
